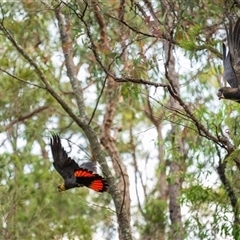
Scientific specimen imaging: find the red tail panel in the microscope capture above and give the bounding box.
[89,179,105,192]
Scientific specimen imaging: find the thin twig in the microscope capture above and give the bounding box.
[5,106,48,131]
[0,68,46,89]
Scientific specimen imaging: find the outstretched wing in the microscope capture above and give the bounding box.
[50,134,80,181]
[224,18,240,87]
[74,169,108,192]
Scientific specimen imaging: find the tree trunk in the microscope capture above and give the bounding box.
[162,22,185,240]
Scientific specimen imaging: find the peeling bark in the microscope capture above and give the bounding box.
[164,44,184,239]
[145,93,168,201]
[161,1,184,238]
[56,3,132,240]
[100,78,132,238]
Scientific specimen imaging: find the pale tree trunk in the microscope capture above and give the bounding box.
[163,41,184,240]
[144,93,167,240]
[100,76,131,240]
[145,93,168,202]
[91,1,132,239]
[161,0,184,238]
[139,0,184,238]
[142,0,185,237]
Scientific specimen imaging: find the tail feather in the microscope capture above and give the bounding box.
[74,169,108,192]
[88,179,108,192]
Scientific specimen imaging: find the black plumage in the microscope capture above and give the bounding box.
[218,18,240,103]
[50,134,108,192]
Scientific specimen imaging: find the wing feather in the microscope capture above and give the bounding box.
[50,134,80,181]
[224,18,240,86]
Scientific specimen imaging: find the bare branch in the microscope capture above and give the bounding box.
[5,106,49,131]
[54,5,87,118]
[0,68,46,89]
[115,76,169,87]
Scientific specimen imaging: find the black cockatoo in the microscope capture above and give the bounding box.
[50,134,108,192]
[218,18,240,103]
